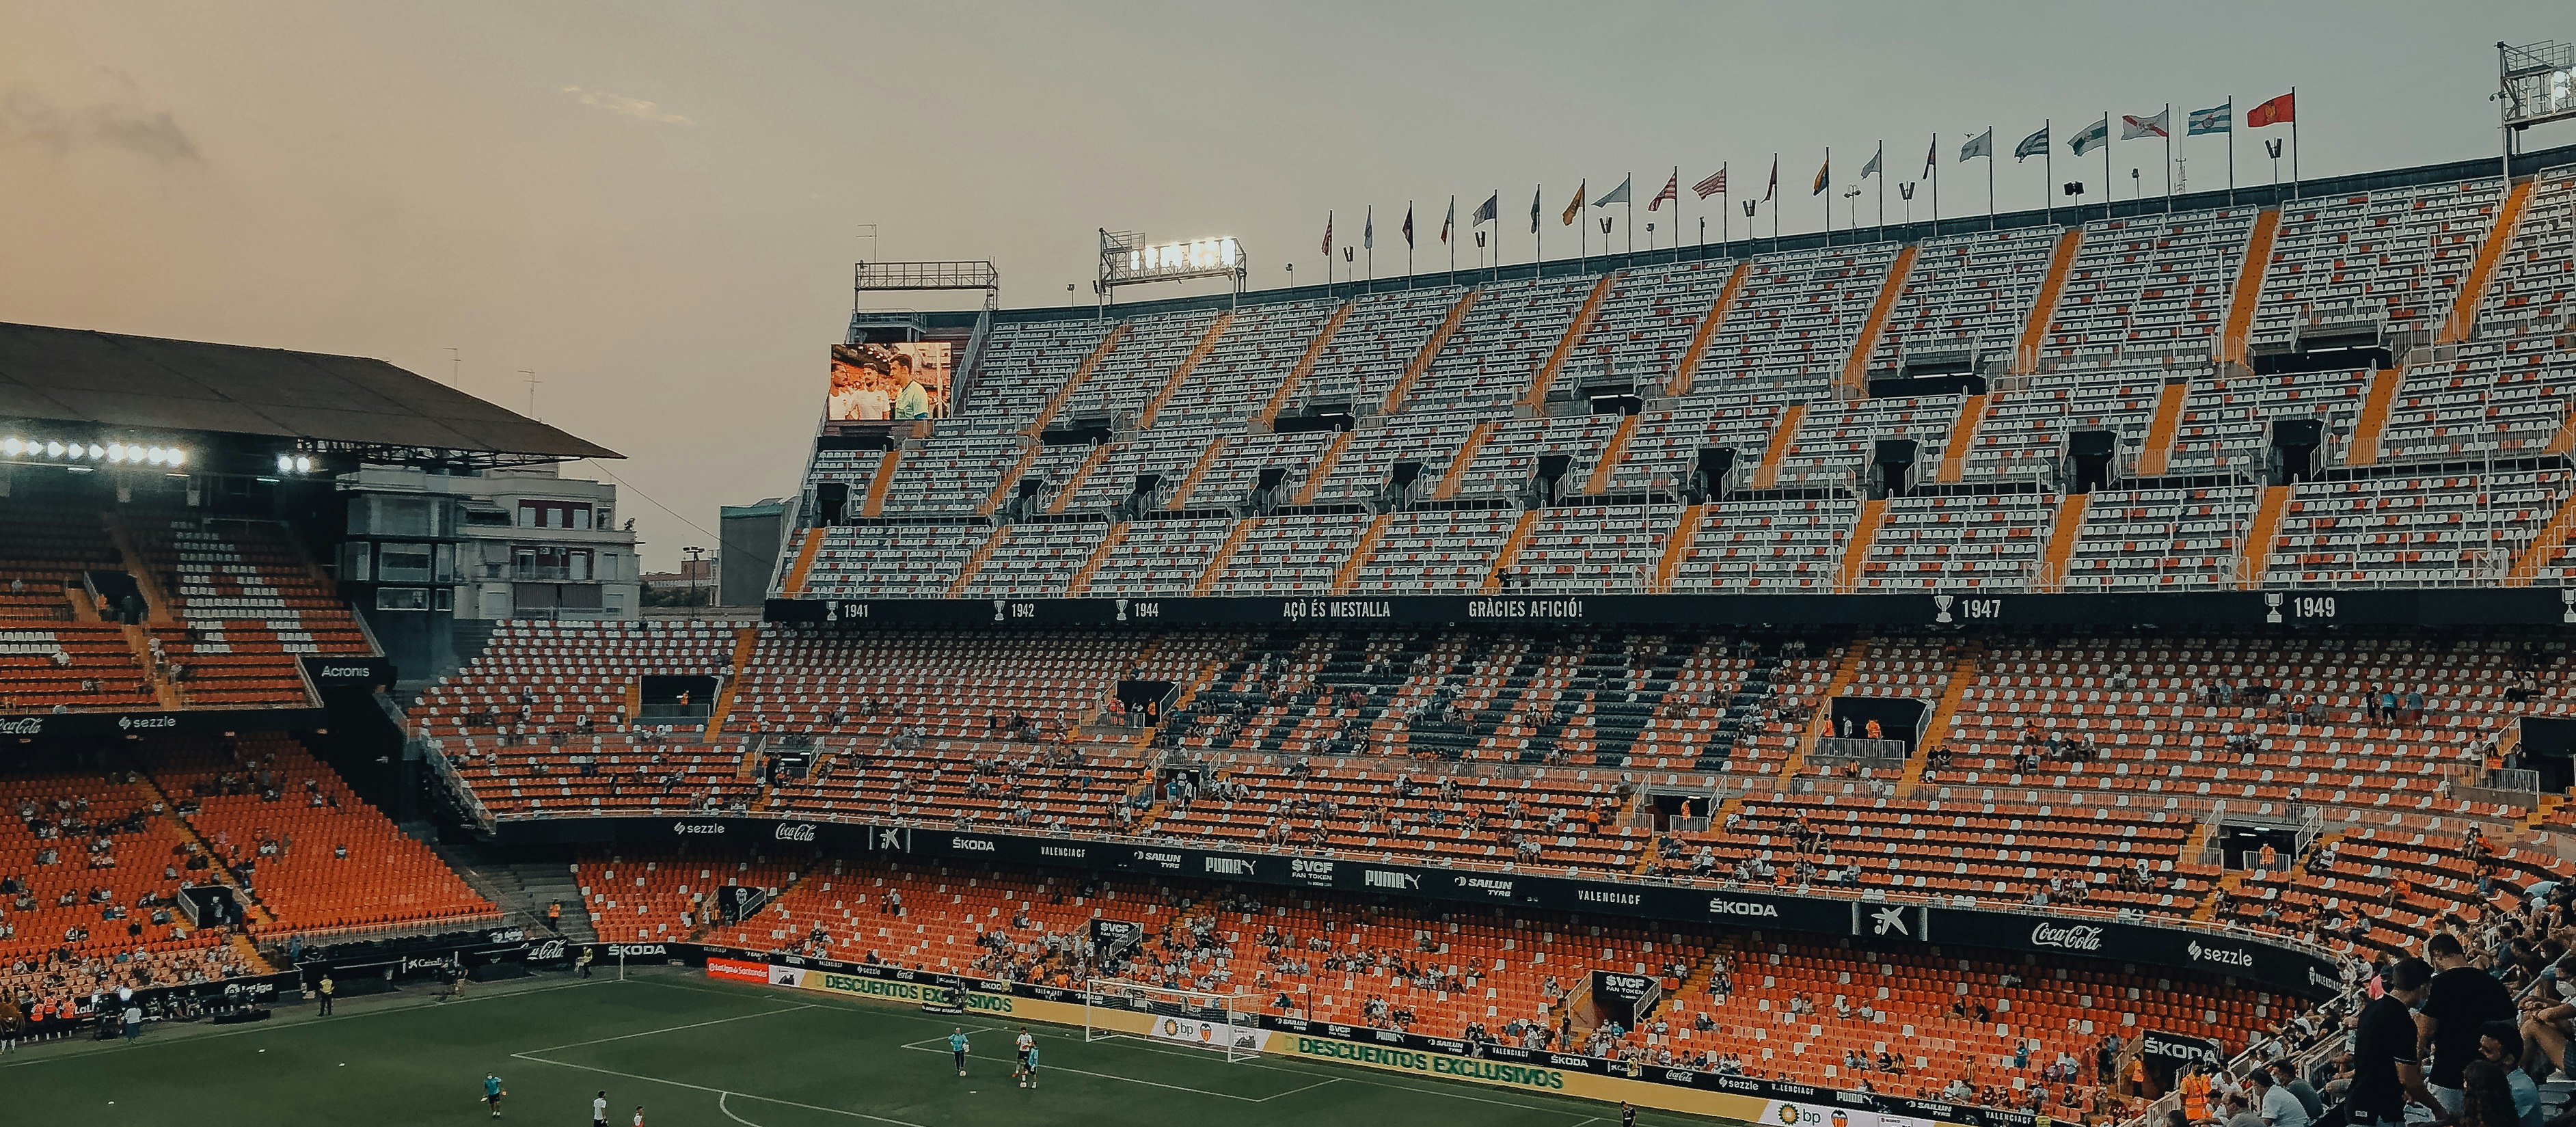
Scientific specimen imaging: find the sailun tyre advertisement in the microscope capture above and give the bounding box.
[670,942,2029,1127]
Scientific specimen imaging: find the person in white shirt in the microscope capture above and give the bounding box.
[2252,1069,2309,1127]
[591,1091,608,1127]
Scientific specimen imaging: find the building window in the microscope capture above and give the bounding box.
[511,545,593,581]
[517,500,594,530]
[378,543,435,582]
[375,587,431,611]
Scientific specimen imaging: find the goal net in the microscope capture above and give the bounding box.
[1082,977,1266,1061]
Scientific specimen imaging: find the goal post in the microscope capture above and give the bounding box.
[1081,977,1267,1062]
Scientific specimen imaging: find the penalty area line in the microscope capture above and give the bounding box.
[511,1053,930,1127]
[896,1039,1313,1103]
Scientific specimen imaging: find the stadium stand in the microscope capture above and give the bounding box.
[35,151,2576,1126]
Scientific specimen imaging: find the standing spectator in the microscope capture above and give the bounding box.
[121,1000,141,1040]
[316,973,334,1016]
[2351,958,2439,1127]
[2425,932,2517,1113]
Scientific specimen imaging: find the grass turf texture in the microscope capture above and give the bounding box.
[6,969,1745,1127]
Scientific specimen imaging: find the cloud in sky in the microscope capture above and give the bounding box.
[0,83,200,163]
[561,85,690,126]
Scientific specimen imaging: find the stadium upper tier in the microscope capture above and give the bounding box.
[783,156,2576,601]
[0,506,379,716]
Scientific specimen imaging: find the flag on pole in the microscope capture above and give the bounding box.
[1962,128,1994,161]
[1401,205,1413,247]
[1650,170,1679,211]
[1439,199,1454,243]
[1923,137,1937,176]
[1763,157,1778,201]
[2187,101,2232,135]
[2247,91,2294,128]
[1859,144,1883,179]
[1811,155,1830,195]
[1530,187,1542,233]
[1473,192,1498,226]
[1562,181,1586,225]
[1320,213,1333,255]
[2013,125,2049,161]
[2069,116,2111,156]
[1364,207,1374,249]
[1692,166,1726,199]
[1595,174,1632,206]
[2120,107,2171,139]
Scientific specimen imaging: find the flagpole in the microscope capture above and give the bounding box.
[2226,96,2237,205]
[1822,146,1831,245]
[1324,209,1332,297]
[1875,141,1886,241]
[1718,165,1728,259]
[1771,154,1780,254]
[1672,165,1681,260]
[1627,170,1635,256]
[1365,204,1373,293]
[2163,105,2173,214]
[1985,127,1997,231]
[1492,188,1500,284]
[2044,120,2052,226]
[1931,133,1941,234]
[1447,195,1456,286]
[2289,85,2301,200]
[1536,185,1543,280]
[2091,110,2108,220]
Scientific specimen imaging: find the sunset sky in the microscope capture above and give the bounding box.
[2,1,2568,567]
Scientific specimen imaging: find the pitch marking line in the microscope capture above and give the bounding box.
[513,1054,929,1127]
[895,1039,1334,1102]
[517,1003,817,1055]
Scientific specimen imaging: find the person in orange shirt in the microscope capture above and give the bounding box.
[2179,1066,2211,1124]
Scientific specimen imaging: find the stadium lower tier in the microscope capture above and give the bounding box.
[420,618,2576,958]
[0,735,501,1015]
[573,847,2290,1117]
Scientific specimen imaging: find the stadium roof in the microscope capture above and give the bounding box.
[0,321,619,461]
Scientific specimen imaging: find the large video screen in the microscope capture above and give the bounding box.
[826,342,951,422]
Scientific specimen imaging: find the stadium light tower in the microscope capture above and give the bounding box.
[2500,40,2576,177]
[1095,229,1249,311]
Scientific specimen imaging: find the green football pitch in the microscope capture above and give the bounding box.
[5,969,1745,1127]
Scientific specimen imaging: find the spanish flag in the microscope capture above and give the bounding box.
[1811,152,1830,196]
[1561,180,1585,226]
